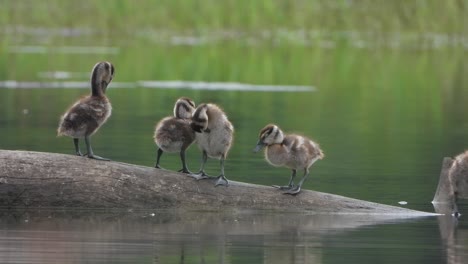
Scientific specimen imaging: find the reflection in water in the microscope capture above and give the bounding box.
[434,204,468,264]
[0,209,466,264]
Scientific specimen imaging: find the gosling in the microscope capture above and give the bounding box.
[57,61,115,161]
[253,124,324,195]
[447,150,468,217]
[190,103,234,186]
[154,97,196,173]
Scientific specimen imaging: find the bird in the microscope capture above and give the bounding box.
[57,61,115,161]
[154,97,196,174]
[447,150,468,217]
[190,103,234,186]
[253,124,324,195]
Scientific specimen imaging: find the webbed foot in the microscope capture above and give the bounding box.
[215,175,229,187]
[188,171,212,180]
[76,151,84,157]
[283,186,301,195]
[272,185,294,191]
[178,168,192,174]
[87,154,110,161]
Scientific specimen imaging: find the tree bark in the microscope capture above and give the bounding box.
[0,150,436,215]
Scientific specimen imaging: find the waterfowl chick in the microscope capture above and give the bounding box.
[154,97,196,173]
[190,103,234,186]
[448,150,468,217]
[253,124,324,195]
[57,61,115,160]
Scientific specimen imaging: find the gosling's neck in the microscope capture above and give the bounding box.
[91,72,107,97]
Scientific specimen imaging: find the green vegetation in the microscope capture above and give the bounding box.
[2,0,466,33]
[1,0,467,83]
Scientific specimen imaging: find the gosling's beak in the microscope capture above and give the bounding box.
[253,140,265,153]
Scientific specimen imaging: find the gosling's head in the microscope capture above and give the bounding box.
[91,61,115,93]
[174,97,196,119]
[191,103,209,133]
[253,124,284,152]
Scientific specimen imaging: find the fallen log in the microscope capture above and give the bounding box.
[0,150,436,215]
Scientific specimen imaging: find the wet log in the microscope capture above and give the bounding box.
[0,150,436,215]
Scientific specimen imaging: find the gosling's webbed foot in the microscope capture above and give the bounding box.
[87,154,110,161]
[215,175,229,187]
[283,186,301,195]
[76,151,84,157]
[272,185,294,191]
[155,164,164,169]
[188,171,212,180]
[178,168,192,174]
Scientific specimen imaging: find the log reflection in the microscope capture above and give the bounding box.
[0,209,459,264]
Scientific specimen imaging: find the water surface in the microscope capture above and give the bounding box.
[0,209,467,264]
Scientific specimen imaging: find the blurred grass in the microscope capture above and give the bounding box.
[1,0,466,33]
[1,0,467,85]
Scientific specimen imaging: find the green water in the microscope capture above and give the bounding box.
[1,209,463,264]
[1,1,468,263]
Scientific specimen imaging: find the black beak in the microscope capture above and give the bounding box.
[253,140,265,153]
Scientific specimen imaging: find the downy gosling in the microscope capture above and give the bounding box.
[447,150,468,217]
[253,124,324,195]
[57,61,115,161]
[190,103,234,186]
[154,97,196,173]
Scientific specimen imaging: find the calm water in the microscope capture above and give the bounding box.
[1,1,468,263]
[0,209,467,264]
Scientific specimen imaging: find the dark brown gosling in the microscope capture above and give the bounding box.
[253,124,324,195]
[154,97,196,174]
[57,61,115,161]
[448,150,468,217]
[190,103,234,187]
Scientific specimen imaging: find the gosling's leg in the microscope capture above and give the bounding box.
[189,150,211,180]
[177,148,192,174]
[284,168,309,195]
[155,148,164,169]
[84,136,110,161]
[272,169,296,190]
[215,154,229,187]
[73,138,83,156]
